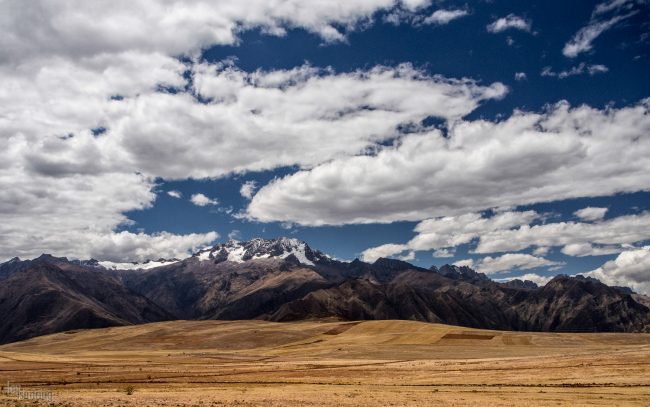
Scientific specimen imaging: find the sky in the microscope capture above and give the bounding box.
[1,0,650,293]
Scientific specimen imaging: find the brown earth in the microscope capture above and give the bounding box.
[1,319,650,406]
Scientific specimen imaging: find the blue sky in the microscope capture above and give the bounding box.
[1,0,650,291]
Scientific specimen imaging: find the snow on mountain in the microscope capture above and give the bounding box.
[194,237,327,266]
[98,258,181,270]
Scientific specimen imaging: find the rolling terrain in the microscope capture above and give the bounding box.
[1,319,650,406]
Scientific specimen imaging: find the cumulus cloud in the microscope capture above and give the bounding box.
[584,246,650,294]
[408,211,539,251]
[532,246,551,256]
[0,19,505,261]
[359,208,650,265]
[0,169,214,262]
[1,0,648,268]
[486,14,532,33]
[0,0,446,261]
[453,259,474,268]
[541,63,609,78]
[167,190,182,199]
[1,227,217,264]
[433,248,455,258]
[423,9,469,25]
[0,167,217,261]
[560,243,622,257]
[563,5,638,58]
[498,273,553,286]
[228,229,243,241]
[514,72,527,81]
[574,206,608,221]
[472,253,563,274]
[240,181,258,200]
[78,231,218,263]
[475,212,650,255]
[0,0,433,64]
[361,243,409,262]
[93,62,505,180]
[190,193,219,207]
[397,251,416,261]
[0,58,506,262]
[360,210,538,263]
[247,100,650,226]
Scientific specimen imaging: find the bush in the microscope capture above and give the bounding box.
[125,385,135,395]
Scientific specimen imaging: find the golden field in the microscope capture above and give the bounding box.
[1,319,650,406]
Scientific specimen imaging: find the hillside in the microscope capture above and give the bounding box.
[1,320,650,406]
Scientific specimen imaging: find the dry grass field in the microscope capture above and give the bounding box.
[1,319,650,406]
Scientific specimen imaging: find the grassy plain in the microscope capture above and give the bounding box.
[1,319,650,406]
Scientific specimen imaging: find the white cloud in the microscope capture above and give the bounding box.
[108,62,506,180]
[359,208,650,265]
[397,251,416,261]
[453,259,474,268]
[359,210,537,263]
[486,14,532,33]
[78,230,218,263]
[433,248,455,258]
[560,243,622,257]
[247,100,650,226]
[0,227,218,264]
[498,273,553,286]
[190,193,219,207]
[574,206,608,221]
[408,211,539,251]
[475,212,650,254]
[563,11,637,57]
[474,253,563,275]
[228,229,242,240]
[1,0,648,269]
[593,0,636,16]
[0,0,443,261]
[584,246,650,295]
[0,59,504,260]
[587,64,611,75]
[423,9,469,25]
[0,170,219,262]
[541,63,609,78]
[167,190,182,199]
[360,243,409,262]
[0,0,433,64]
[532,246,550,256]
[515,72,527,81]
[0,0,504,264]
[240,181,258,200]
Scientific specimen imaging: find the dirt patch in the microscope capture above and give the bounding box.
[442,333,495,340]
[323,322,362,335]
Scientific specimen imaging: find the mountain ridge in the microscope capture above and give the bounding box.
[1,237,649,344]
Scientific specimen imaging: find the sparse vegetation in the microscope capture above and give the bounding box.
[0,320,649,406]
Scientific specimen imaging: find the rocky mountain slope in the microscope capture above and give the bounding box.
[1,238,649,344]
[0,255,172,343]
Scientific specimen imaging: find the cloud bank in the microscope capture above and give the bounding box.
[248,100,650,225]
[0,0,451,261]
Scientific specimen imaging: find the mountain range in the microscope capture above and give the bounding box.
[1,237,649,344]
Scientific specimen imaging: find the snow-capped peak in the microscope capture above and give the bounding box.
[193,237,328,266]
